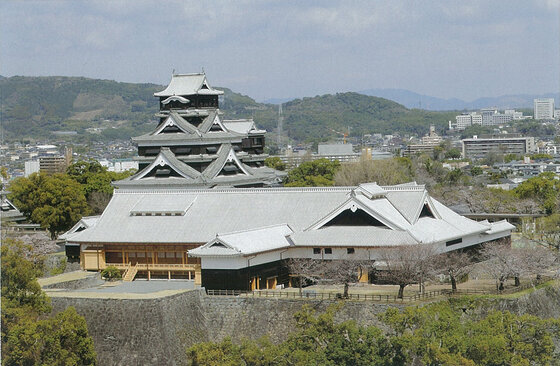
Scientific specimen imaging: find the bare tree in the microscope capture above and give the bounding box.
[535,214,560,250]
[334,158,414,186]
[287,258,374,298]
[510,246,558,283]
[320,259,374,298]
[377,244,437,299]
[286,258,324,295]
[480,240,515,291]
[432,251,473,292]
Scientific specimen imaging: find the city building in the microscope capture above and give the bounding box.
[534,98,555,120]
[63,182,514,290]
[24,160,40,177]
[462,134,537,160]
[316,144,361,162]
[454,112,482,130]
[403,125,443,157]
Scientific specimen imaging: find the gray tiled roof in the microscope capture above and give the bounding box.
[154,73,223,97]
[289,227,418,247]
[69,183,511,248]
[189,224,293,257]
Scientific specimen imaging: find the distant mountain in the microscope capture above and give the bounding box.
[259,97,295,105]
[0,76,456,144]
[359,88,464,111]
[360,88,560,111]
[251,92,456,142]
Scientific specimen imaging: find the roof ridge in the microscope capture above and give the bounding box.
[114,186,355,195]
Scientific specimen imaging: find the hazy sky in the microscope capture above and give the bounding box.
[1,1,559,101]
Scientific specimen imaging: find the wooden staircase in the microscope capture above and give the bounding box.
[122,263,138,282]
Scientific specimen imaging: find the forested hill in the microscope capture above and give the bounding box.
[0,76,456,143]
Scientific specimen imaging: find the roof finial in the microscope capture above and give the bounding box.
[172,68,176,75]
[201,66,205,74]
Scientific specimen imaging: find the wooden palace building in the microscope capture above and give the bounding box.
[62,73,514,289]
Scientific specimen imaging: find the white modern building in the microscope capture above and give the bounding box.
[534,98,555,120]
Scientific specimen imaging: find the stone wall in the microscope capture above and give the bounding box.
[50,282,560,366]
[43,273,103,290]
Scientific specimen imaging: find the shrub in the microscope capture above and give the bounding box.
[100,266,121,281]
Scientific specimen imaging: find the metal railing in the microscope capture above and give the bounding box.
[105,263,200,271]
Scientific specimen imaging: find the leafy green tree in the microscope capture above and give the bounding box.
[67,160,134,198]
[470,166,483,176]
[1,239,50,327]
[380,301,560,366]
[444,147,462,159]
[1,239,97,365]
[8,173,90,238]
[504,153,521,163]
[188,304,393,366]
[514,172,560,214]
[188,301,560,366]
[5,307,97,366]
[264,156,286,171]
[284,159,340,187]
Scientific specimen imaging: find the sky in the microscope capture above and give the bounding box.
[1,0,559,102]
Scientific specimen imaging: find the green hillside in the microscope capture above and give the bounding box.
[0,76,456,144]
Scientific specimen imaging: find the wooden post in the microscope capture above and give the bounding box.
[188,271,191,280]
[122,249,125,265]
[148,271,151,281]
[168,271,171,280]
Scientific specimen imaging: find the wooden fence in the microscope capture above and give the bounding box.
[206,278,552,302]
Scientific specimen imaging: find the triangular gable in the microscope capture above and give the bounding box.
[152,113,199,136]
[306,197,403,231]
[208,114,228,132]
[202,145,252,179]
[0,197,17,211]
[198,110,227,133]
[217,149,251,177]
[132,149,200,180]
[414,196,441,222]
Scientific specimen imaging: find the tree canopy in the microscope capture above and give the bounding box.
[1,239,97,365]
[284,159,340,187]
[8,173,90,238]
[187,301,560,366]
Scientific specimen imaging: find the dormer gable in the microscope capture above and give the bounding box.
[202,145,252,179]
[306,196,403,231]
[208,114,227,132]
[132,148,200,180]
[415,196,441,222]
[152,113,200,136]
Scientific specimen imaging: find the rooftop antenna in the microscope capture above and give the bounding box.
[277,104,284,151]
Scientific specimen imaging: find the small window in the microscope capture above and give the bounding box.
[446,238,462,247]
[347,248,355,254]
[313,248,321,254]
[324,248,332,255]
